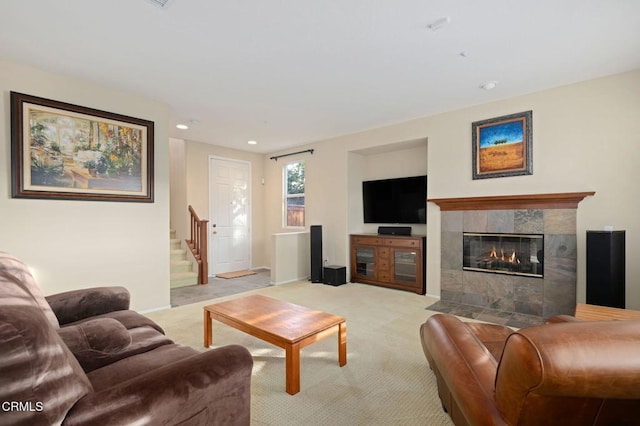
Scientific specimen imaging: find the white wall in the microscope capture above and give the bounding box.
[263,146,354,270]
[270,231,309,284]
[261,70,640,309]
[0,59,171,311]
[169,138,188,243]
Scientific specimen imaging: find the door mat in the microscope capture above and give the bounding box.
[216,270,257,279]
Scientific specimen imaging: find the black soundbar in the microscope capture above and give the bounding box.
[377,226,412,236]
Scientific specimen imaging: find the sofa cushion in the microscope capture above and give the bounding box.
[59,318,132,354]
[62,309,166,334]
[59,319,173,373]
[87,344,200,390]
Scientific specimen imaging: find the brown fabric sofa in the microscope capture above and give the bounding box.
[0,252,253,425]
[420,313,640,426]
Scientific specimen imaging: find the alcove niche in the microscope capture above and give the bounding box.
[346,138,428,237]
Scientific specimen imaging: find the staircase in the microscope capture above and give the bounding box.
[170,229,199,288]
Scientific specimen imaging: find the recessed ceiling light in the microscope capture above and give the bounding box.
[480,80,499,90]
[176,124,188,130]
[146,0,174,9]
[248,140,257,145]
[427,17,451,31]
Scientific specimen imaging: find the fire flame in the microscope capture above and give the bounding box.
[489,246,520,263]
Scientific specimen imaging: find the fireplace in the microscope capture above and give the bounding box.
[463,233,543,278]
[430,192,593,323]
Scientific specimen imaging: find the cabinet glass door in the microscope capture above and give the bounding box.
[394,250,417,283]
[355,247,375,276]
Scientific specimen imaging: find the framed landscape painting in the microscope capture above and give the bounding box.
[11,92,154,202]
[472,110,532,180]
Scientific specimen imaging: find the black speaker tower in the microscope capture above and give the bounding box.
[586,230,625,308]
[310,225,323,283]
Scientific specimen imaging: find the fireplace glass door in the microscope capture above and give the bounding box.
[463,233,543,278]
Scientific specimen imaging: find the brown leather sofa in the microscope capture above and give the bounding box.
[420,313,640,426]
[0,252,253,425]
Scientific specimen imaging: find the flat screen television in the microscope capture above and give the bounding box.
[362,175,427,224]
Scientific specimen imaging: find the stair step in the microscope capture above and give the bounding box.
[169,229,199,287]
[171,259,193,274]
[171,248,188,261]
[170,271,199,288]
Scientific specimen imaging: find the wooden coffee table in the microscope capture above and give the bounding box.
[575,303,640,321]
[203,294,347,395]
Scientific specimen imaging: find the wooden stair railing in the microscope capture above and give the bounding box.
[185,205,209,284]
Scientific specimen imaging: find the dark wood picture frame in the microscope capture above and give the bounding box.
[472,110,532,180]
[11,91,154,202]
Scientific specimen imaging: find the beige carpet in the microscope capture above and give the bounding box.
[146,281,453,426]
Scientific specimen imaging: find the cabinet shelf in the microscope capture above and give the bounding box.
[350,234,425,295]
[395,274,416,283]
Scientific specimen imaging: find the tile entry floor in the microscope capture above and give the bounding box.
[170,269,272,307]
[426,300,545,328]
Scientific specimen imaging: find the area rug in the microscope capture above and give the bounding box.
[216,269,257,279]
[146,280,454,425]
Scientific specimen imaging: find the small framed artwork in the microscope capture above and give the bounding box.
[11,91,154,202]
[472,110,532,180]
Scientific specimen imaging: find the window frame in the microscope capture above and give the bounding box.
[283,160,305,229]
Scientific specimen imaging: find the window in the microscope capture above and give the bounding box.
[284,161,305,227]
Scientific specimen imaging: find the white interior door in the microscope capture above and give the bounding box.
[209,157,251,275]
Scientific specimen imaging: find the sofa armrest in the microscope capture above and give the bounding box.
[420,314,509,426]
[495,320,640,424]
[62,344,253,426]
[46,286,130,325]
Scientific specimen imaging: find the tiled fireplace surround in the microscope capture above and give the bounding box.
[429,192,594,327]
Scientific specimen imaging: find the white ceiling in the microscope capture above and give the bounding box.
[1,1,639,154]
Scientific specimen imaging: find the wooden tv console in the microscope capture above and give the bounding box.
[350,234,426,294]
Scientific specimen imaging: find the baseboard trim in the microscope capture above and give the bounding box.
[270,275,309,286]
[139,304,172,314]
